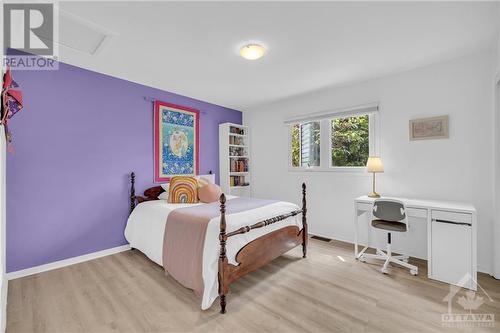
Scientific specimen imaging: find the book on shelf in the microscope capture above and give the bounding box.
[230,175,250,187]
[230,158,249,172]
[229,135,245,145]
[229,126,245,135]
[229,146,247,156]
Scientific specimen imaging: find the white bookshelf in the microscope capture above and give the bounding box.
[219,123,251,197]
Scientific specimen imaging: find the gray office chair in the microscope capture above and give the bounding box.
[359,199,418,276]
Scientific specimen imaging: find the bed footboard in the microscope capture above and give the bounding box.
[218,183,307,314]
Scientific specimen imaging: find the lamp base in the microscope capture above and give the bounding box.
[368,191,380,198]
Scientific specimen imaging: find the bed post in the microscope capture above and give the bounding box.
[218,193,227,314]
[130,172,136,214]
[302,183,308,258]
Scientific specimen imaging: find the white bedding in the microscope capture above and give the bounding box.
[124,196,301,310]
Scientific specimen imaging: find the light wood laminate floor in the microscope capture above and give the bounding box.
[6,238,500,332]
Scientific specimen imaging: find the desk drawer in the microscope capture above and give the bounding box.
[431,210,472,225]
[357,202,372,212]
[406,208,427,219]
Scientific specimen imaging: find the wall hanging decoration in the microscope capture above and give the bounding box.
[154,100,199,182]
[1,67,24,153]
[409,115,449,141]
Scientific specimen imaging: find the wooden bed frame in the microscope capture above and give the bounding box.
[129,172,307,314]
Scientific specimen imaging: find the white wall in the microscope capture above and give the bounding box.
[494,73,500,279]
[245,51,495,273]
[497,3,500,72]
[493,4,500,279]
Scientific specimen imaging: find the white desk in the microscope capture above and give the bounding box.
[354,195,477,290]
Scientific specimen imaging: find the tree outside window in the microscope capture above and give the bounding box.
[331,115,369,167]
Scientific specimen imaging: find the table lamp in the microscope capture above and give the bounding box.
[366,156,384,198]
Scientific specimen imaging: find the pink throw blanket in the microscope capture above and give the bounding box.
[162,197,277,296]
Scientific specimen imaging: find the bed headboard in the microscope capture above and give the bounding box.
[129,171,213,212]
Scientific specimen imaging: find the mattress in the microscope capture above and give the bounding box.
[124,196,301,309]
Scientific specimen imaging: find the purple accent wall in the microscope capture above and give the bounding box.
[6,61,242,272]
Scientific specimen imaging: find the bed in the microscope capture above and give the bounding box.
[125,172,307,313]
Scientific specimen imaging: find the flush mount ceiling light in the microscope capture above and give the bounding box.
[239,44,266,60]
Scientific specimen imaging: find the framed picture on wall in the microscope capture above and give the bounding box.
[409,115,449,141]
[154,101,200,182]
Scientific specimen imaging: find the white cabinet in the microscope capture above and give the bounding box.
[430,210,474,290]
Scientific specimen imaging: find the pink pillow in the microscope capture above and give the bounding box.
[198,183,222,203]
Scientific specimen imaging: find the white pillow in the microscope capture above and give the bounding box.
[158,191,169,200]
[158,183,170,200]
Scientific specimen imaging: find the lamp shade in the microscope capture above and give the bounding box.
[366,157,384,173]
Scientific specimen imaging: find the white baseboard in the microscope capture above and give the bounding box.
[0,278,7,333]
[6,245,131,280]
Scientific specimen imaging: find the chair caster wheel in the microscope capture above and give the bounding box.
[381,268,388,274]
[410,269,418,276]
[359,256,366,263]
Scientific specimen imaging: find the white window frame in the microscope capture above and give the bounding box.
[288,121,323,171]
[287,103,379,172]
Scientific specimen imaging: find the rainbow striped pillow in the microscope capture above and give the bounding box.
[168,176,199,203]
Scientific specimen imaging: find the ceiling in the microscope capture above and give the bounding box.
[58,1,499,110]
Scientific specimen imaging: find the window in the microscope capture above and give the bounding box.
[290,122,320,168]
[288,105,378,171]
[331,115,369,167]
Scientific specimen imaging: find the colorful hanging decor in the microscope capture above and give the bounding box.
[1,67,24,152]
[154,101,199,182]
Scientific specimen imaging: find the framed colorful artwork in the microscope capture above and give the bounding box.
[154,101,200,182]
